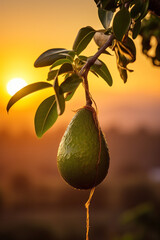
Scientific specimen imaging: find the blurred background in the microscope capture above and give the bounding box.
[1,0,160,239]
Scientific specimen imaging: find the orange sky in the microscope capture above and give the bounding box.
[1,0,160,135]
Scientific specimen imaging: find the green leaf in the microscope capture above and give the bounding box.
[65,90,77,101]
[101,0,109,9]
[95,0,115,10]
[130,0,149,21]
[116,38,136,65]
[99,49,112,55]
[48,63,73,81]
[66,51,76,61]
[91,60,113,86]
[78,55,88,63]
[59,63,73,75]
[141,37,151,54]
[54,77,65,115]
[7,82,53,112]
[73,26,96,55]
[90,70,99,77]
[47,69,59,81]
[136,0,149,21]
[118,66,128,83]
[34,48,70,67]
[94,59,103,67]
[113,37,136,83]
[60,73,82,93]
[130,1,143,19]
[50,58,72,70]
[34,95,58,138]
[98,8,114,29]
[132,21,141,39]
[113,7,131,41]
[94,0,107,9]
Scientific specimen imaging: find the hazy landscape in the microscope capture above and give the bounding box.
[1,126,160,239]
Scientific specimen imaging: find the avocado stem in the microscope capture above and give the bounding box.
[80,34,114,106]
[80,34,114,75]
[83,72,92,106]
[85,187,95,240]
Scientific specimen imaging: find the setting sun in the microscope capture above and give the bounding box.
[7,78,27,96]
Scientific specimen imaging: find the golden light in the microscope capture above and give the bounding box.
[7,78,27,96]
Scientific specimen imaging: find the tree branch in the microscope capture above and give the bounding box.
[80,34,114,77]
[79,34,114,106]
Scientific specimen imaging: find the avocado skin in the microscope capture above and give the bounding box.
[57,107,110,189]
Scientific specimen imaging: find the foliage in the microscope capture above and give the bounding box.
[7,0,160,137]
[115,202,160,240]
[140,14,160,66]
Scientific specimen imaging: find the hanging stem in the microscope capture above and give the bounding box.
[78,34,115,240]
[80,34,114,77]
[80,34,114,106]
[85,187,95,240]
[83,69,92,106]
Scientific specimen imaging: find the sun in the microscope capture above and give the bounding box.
[7,78,27,96]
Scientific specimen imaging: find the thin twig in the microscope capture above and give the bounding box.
[85,187,95,240]
[80,34,114,78]
[83,70,92,106]
[80,34,114,106]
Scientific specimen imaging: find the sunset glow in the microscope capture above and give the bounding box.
[7,78,27,96]
[1,0,160,134]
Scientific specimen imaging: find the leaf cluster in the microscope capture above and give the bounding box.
[7,26,112,137]
[94,0,151,82]
[7,0,159,137]
[139,14,160,66]
[113,37,136,82]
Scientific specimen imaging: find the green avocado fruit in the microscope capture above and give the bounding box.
[57,107,110,189]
